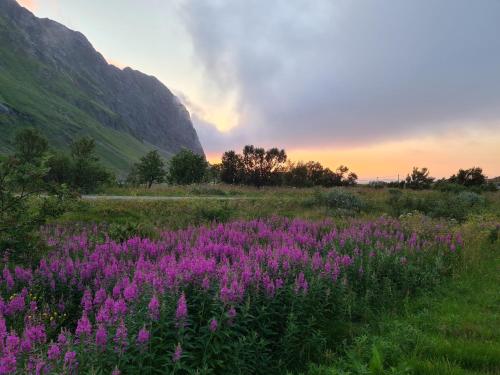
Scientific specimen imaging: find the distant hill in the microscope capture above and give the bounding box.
[0,0,204,173]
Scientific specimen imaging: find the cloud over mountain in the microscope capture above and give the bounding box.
[181,0,500,151]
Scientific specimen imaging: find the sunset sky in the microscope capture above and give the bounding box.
[17,0,500,181]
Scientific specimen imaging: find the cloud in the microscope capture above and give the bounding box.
[17,0,37,12]
[180,0,500,151]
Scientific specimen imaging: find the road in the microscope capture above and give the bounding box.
[82,195,261,201]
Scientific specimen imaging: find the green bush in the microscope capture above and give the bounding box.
[194,202,234,223]
[107,221,158,242]
[323,188,364,212]
[386,190,485,221]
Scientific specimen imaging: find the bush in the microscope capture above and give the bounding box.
[194,202,234,223]
[323,188,364,212]
[386,190,485,222]
[107,222,158,242]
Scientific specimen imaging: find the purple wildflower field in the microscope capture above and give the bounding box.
[0,216,461,374]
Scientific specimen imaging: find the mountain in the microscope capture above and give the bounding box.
[0,0,204,173]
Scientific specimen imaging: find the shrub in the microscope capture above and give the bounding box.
[323,188,364,212]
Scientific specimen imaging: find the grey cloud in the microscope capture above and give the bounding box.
[180,0,500,152]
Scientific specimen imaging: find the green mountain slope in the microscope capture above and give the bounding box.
[0,0,204,174]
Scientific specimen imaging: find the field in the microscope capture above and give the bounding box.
[1,186,499,374]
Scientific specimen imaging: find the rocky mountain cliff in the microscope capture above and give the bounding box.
[0,0,204,172]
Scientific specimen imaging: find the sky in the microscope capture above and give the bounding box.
[16,0,500,181]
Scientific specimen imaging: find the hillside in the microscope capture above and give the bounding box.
[0,0,204,173]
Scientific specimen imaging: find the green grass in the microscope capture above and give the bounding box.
[304,222,500,375]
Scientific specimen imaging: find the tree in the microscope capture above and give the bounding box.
[449,167,486,187]
[168,149,207,185]
[285,162,311,187]
[70,137,113,193]
[1,131,72,263]
[46,152,73,185]
[405,167,434,189]
[14,128,48,164]
[241,145,287,187]
[132,150,166,188]
[220,150,244,184]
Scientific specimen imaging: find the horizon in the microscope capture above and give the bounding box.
[16,0,500,180]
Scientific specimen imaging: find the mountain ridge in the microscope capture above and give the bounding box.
[0,0,204,173]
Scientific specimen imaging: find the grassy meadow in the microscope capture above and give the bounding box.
[2,184,499,374]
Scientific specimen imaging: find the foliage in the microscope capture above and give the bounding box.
[0,131,73,264]
[405,167,435,190]
[220,150,245,184]
[0,217,461,373]
[285,162,358,188]
[218,146,358,188]
[128,150,166,188]
[386,189,485,221]
[70,137,113,193]
[241,145,288,187]
[168,149,207,185]
[305,221,499,374]
[449,167,487,187]
[309,188,364,214]
[13,128,48,164]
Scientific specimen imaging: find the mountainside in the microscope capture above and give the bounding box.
[0,0,204,173]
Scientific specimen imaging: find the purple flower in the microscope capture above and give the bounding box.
[114,320,128,353]
[95,324,107,349]
[137,327,150,345]
[64,351,77,367]
[209,318,218,333]
[75,313,92,337]
[112,367,121,375]
[47,343,61,360]
[148,295,160,321]
[0,315,6,339]
[57,332,67,345]
[5,333,20,354]
[123,282,138,302]
[81,289,93,312]
[175,293,188,322]
[172,343,182,363]
[0,354,17,374]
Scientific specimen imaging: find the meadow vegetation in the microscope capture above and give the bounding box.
[0,130,498,374]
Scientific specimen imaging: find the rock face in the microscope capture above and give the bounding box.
[0,0,204,170]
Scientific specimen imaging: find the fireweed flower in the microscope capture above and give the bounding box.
[123,282,138,302]
[47,343,61,360]
[81,290,93,312]
[95,324,107,349]
[0,354,17,374]
[175,293,188,322]
[75,313,92,337]
[64,351,77,367]
[209,318,218,333]
[57,332,67,345]
[114,320,128,353]
[172,343,182,363]
[137,327,150,345]
[148,295,160,321]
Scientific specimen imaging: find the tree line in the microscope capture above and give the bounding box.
[127,145,359,188]
[370,166,496,191]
